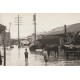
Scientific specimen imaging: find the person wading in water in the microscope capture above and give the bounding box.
[43,48,48,66]
[24,48,28,66]
[0,51,2,65]
[24,49,28,60]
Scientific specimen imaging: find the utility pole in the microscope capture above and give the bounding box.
[14,15,22,48]
[9,22,11,48]
[0,24,6,66]
[18,15,20,48]
[33,13,36,44]
[3,29,6,66]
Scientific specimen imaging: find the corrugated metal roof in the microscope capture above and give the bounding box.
[67,23,80,33]
[42,23,80,36]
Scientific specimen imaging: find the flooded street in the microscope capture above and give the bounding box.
[1,45,45,66]
[1,45,80,66]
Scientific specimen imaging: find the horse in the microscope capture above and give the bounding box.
[45,45,59,58]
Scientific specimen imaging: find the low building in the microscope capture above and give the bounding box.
[36,23,80,46]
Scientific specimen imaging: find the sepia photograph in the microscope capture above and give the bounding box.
[0,13,80,66]
[1,0,80,80]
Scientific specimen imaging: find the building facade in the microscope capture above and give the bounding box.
[35,23,80,46]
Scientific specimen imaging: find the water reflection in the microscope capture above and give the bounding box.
[4,45,80,66]
[45,62,48,66]
[18,48,20,59]
[25,59,28,66]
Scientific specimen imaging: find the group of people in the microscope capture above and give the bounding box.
[24,47,49,66]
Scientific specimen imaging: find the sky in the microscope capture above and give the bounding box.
[0,13,80,39]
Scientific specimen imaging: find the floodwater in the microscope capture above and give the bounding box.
[0,45,80,66]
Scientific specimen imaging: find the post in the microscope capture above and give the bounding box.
[64,25,67,35]
[14,15,22,48]
[33,13,36,44]
[9,22,11,48]
[3,29,6,66]
[64,25,67,43]
[18,15,20,48]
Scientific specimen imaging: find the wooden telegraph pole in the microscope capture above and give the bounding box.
[0,24,6,66]
[14,15,22,48]
[9,22,11,48]
[3,29,6,66]
[33,13,36,44]
[18,15,20,48]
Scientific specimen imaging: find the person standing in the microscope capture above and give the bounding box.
[24,49,28,61]
[43,48,48,66]
[0,51,2,65]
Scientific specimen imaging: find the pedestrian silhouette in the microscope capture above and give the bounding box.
[0,51,2,65]
[43,48,48,66]
[24,48,28,65]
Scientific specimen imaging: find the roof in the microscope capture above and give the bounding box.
[67,23,80,33]
[42,23,80,36]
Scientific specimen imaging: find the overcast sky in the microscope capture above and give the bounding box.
[0,13,80,39]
